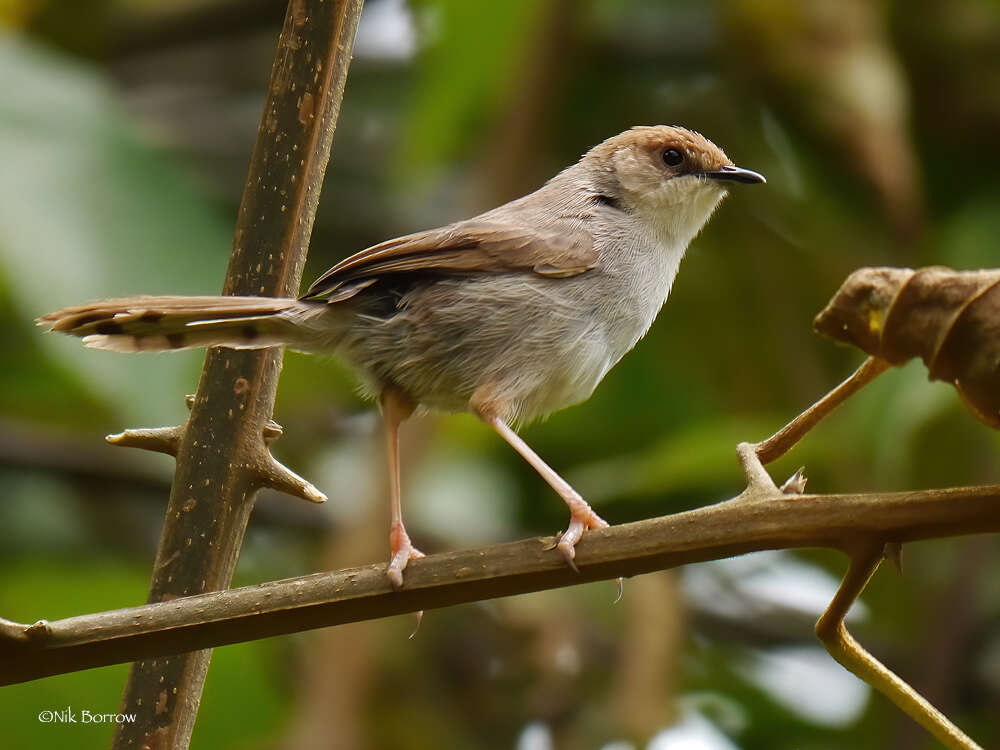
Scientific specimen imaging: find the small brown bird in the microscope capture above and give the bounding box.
[39,126,764,587]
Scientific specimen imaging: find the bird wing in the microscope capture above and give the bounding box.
[300,218,598,301]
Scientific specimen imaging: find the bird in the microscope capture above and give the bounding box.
[38,125,765,588]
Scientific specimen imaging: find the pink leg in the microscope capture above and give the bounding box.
[477,410,608,571]
[381,388,423,589]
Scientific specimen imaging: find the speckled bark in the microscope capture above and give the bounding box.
[110,1,364,747]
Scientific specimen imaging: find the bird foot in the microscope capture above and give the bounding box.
[556,502,609,573]
[387,523,424,590]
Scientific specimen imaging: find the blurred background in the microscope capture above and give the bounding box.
[2,0,999,747]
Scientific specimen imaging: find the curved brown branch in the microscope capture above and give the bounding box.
[2,482,998,686]
[744,355,988,749]
[816,547,982,750]
[754,356,890,464]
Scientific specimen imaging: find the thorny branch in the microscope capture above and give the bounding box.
[740,355,986,750]
[107,1,365,748]
[7,262,1000,750]
[815,548,980,750]
[1,479,998,687]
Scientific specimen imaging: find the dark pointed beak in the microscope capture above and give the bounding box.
[698,165,766,184]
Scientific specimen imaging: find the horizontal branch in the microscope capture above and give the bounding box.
[2,483,998,686]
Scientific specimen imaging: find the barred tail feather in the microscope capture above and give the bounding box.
[37,295,329,353]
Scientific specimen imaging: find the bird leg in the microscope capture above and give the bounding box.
[476,411,607,571]
[381,387,423,589]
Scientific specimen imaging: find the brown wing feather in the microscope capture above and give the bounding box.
[301,219,598,301]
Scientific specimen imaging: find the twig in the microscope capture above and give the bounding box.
[744,358,985,749]
[816,546,982,750]
[755,356,889,464]
[0,418,338,530]
[1,482,998,686]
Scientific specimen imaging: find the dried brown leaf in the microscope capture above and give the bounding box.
[814,266,1000,428]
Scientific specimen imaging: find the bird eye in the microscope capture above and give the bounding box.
[662,148,684,167]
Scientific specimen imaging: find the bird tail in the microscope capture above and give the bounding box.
[37,295,330,353]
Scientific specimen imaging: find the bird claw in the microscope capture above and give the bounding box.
[555,505,609,573]
[387,524,424,590]
[558,538,581,573]
[408,610,423,639]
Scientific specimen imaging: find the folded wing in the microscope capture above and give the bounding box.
[301,219,599,301]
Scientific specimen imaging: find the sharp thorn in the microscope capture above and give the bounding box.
[24,619,52,641]
[106,425,184,456]
[258,454,327,503]
[262,419,284,444]
[780,467,808,495]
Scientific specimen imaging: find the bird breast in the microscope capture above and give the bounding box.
[334,214,686,423]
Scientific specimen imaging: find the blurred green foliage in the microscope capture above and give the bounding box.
[1,0,999,748]
[0,31,230,426]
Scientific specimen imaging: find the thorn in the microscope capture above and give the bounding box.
[780,467,808,495]
[106,425,184,456]
[185,394,196,410]
[262,419,283,444]
[257,453,327,503]
[614,577,624,604]
[24,619,52,641]
[885,542,903,574]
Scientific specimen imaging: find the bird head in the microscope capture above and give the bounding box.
[585,125,765,248]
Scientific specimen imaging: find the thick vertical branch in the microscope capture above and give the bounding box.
[112,1,364,748]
